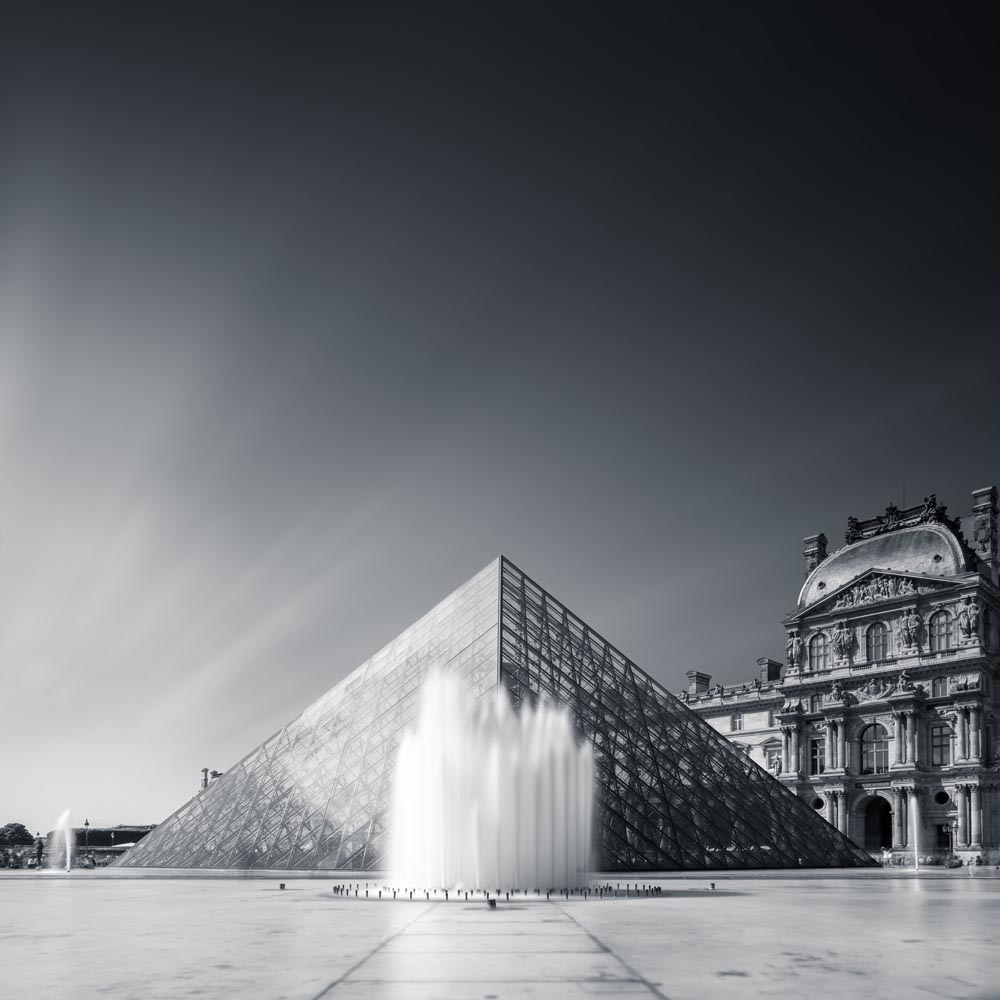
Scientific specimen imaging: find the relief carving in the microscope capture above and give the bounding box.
[832,574,920,610]
[825,679,848,705]
[855,677,894,703]
[974,513,998,560]
[948,673,981,693]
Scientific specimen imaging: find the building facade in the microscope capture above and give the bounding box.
[688,486,1000,863]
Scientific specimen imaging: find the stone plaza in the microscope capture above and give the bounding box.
[3,869,997,999]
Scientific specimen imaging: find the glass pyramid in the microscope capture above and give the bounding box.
[118,557,873,871]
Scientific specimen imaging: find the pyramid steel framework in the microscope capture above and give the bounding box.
[118,557,874,871]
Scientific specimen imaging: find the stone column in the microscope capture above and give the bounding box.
[790,727,801,777]
[838,792,848,836]
[894,714,905,765]
[838,724,847,774]
[910,789,922,856]
[825,724,834,772]
[985,786,994,848]
[900,789,908,847]
[825,792,836,827]
[892,788,903,848]
[960,711,969,760]
[906,711,917,766]
[781,728,791,773]
[970,706,981,761]
[957,785,968,847]
[971,785,982,847]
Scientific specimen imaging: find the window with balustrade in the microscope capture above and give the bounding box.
[861,723,890,774]
[929,610,953,652]
[865,622,889,662]
[808,633,830,672]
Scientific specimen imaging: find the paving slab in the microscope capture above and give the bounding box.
[2,871,999,999]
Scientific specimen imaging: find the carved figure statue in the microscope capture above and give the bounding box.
[969,599,981,635]
[897,609,921,650]
[786,634,804,667]
[846,517,861,544]
[771,757,782,776]
[829,679,845,702]
[896,670,913,692]
[919,493,940,523]
[832,621,853,659]
[713,682,725,697]
[680,690,690,703]
[957,597,980,640]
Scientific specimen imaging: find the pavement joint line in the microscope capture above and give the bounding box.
[310,902,434,999]
[554,900,671,1000]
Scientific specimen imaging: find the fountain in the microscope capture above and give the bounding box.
[388,670,593,892]
[49,809,73,872]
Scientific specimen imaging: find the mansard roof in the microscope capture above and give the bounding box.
[797,523,969,610]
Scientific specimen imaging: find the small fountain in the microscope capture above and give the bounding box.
[49,809,73,872]
[388,670,593,892]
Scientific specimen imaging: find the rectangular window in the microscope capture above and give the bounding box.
[732,714,744,731]
[765,745,782,771]
[931,724,951,766]
[810,695,823,714]
[810,738,825,775]
[932,677,947,698]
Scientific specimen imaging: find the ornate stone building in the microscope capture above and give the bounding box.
[687,487,1000,863]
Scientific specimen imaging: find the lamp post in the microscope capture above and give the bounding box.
[84,818,89,850]
[950,817,959,858]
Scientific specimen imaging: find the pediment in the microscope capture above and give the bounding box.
[787,569,956,622]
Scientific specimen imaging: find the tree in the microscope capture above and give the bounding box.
[0,823,35,846]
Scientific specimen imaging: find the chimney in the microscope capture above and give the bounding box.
[686,670,711,696]
[972,487,998,564]
[200,768,209,791]
[757,657,783,682]
[802,533,828,576]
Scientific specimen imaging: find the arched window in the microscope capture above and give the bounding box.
[808,633,830,671]
[929,610,952,652]
[861,723,890,774]
[866,623,889,662]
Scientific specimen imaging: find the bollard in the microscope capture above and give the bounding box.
[487,899,496,909]
[506,892,509,901]
[710,882,715,890]
[279,883,285,890]
[378,890,381,899]
[445,890,448,901]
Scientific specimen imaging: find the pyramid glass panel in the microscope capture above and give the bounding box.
[119,557,873,871]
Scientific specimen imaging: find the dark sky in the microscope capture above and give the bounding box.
[2,6,998,832]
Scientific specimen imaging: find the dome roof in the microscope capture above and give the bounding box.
[797,524,968,609]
